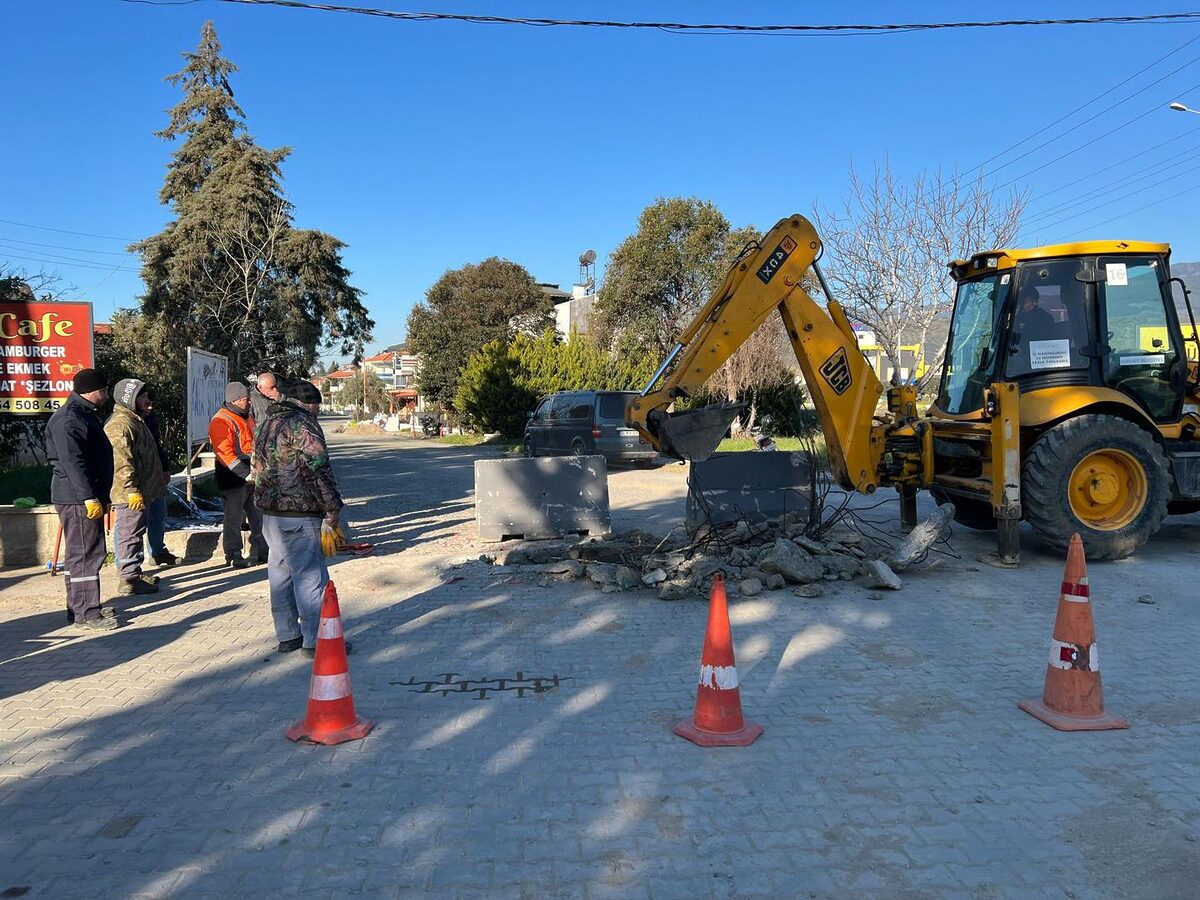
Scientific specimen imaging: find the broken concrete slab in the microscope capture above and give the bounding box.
[475,456,612,542]
[863,559,902,590]
[888,503,955,572]
[759,538,824,584]
[685,451,814,530]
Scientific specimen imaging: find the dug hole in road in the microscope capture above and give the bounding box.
[1,431,1198,898]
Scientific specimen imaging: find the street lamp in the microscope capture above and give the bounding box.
[1169,101,1200,115]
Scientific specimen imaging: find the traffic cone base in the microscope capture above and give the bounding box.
[1017,697,1128,732]
[285,581,374,746]
[673,717,763,747]
[1019,533,1127,732]
[285,716,374,745]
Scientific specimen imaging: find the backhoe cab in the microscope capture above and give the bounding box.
[630,213,1200,564]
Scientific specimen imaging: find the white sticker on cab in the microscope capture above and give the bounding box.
[1106,263,1128,286]
[1029,339,1072,370]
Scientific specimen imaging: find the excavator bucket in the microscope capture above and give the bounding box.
[657,403,743,462]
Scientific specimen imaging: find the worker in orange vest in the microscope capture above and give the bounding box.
[209,383,268,569]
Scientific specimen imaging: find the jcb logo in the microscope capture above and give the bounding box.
[820,348,852,395]
[756,235,798,285]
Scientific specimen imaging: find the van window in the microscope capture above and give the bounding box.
[566,396,593,420]
[530,399,551,421]
[598,393,634,420]
[550,395,572,420]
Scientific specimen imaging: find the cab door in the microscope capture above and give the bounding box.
[1098,255,1184,422]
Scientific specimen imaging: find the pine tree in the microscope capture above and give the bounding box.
[131,21,372,383]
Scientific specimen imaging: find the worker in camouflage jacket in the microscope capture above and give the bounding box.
[104,378,168,597]
[251,380,345,655]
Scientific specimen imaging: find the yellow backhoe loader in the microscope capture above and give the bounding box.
[629,214,1200,565]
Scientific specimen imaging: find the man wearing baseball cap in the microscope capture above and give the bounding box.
[44,369,116,630]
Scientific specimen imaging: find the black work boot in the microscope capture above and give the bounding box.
[74,617,118,632]
[227,555,250,570]
[153,550,178,566]
[117,577,159,597]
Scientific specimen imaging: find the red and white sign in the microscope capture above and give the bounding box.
[0,301,94,415]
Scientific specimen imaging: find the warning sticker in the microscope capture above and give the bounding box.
[1119,354,1166,366]
[1029,339,1072,370]
[1106,263,1128,286]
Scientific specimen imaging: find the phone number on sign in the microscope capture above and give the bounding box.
[0,397,64,413]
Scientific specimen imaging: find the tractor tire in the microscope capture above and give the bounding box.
[931,489,997,531]
[1022,414,1169,560]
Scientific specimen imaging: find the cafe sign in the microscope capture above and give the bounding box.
[0,302,95,415]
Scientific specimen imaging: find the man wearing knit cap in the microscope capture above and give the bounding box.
[45,369,116,629]
[252,379,346,655]
[105,378,168,596]
[209,382,267,569]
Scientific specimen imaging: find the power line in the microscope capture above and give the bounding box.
[977,42,1200,180]
[1044,180,1200,240]
[987,81,1200,195]
[0,235,135,256]
[0,218,133,242]
[124,1,1200,36]
[0,242,137,269]
[1020,147,1200,225]
[1020,130,1195,206]
[0,249,135,273]
[1031,160,1200,233]
[974,35,1200,172]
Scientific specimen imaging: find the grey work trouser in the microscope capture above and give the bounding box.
[112,505,148,581]
[261,514,328,647]
[56,504,105,623]
[220,482,266,560]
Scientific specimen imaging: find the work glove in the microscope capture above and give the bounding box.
[128,492,145,512]
[320,522,346,558]
[84,499,103,520]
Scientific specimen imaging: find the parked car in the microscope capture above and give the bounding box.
[523,390,658,465]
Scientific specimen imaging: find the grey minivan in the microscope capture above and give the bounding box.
[524,390,658,465]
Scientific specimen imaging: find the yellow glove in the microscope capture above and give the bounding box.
[320,523,345,558]
[84,499,103,520]
[128,492,145,512]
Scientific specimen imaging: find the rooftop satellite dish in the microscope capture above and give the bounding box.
[579,249,597,266]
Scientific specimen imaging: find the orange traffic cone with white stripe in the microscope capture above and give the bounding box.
[674,573,763,747]
[285,581,374,745]
[1018,533,1128,731]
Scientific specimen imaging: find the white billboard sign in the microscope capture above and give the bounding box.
[187,347,228,447]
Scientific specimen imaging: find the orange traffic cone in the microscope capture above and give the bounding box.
[1018,534,1128,731]
[285,581,374,745]
[674,573,763,747]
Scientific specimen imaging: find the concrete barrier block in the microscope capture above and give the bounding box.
[475,456,612,542]
[686,451,814,530]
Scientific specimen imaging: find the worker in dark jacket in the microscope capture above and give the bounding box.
[249,372,281,433]
[210,382,268,568]
[105,379,168,596]
[44,369,116,630]
[251,380,345,655]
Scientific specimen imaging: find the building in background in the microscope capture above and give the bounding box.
[383,344,424,420]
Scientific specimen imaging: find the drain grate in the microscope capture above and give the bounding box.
[389,672,570,699]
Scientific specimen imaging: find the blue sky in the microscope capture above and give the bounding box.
[4,2,1200,361]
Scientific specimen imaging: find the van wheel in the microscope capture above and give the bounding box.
[571,439,587,457]
[1023,414,1169,560]
[523,439,535,458]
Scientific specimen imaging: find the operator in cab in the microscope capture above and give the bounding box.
[1013,286,1057,343]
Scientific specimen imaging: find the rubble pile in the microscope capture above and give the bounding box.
[467,504,954,601]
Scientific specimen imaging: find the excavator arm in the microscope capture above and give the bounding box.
[628,214,887,493]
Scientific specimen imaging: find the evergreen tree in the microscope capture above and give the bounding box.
[131,21,372,387]
[407,257,553,408]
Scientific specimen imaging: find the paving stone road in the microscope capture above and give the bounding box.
[1,432,1198,899]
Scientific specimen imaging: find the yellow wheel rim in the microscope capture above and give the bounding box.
[1068,449,1147,531]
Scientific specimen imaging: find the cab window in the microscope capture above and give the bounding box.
[1100,256,1180,420]
[1006,260,1092,379]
